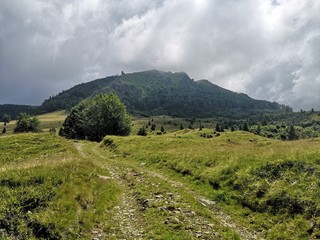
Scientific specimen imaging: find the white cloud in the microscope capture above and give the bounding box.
[0,0,319,110]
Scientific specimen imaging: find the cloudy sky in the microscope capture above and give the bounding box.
[0,0,319,110]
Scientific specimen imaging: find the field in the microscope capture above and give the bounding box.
[1,112,320,239]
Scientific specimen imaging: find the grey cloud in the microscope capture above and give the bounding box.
[0,0,319,110]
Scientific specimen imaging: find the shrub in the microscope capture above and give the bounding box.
[14,113,40,133]
[137,127,147,136]
[2,114,11,123]
[60,93,131,141]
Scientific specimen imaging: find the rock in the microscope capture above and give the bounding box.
[208,223,215,228]
[196,233,202,238]
[98,175,111,180]
[199,198,216,206]
[155,194,164,199]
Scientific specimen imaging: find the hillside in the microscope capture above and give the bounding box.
[0,104,38,119]
[39,70,290,118]
[2,126,320,239]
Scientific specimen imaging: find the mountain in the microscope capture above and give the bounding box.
[1,70,291,119]
[0,104,38,120]
[40,70,290,118]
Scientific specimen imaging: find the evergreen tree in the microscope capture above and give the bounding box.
[151,123,156,131]
[215,123,220,132]
[161,125,165,133]
[243,122,249,132]
[180,123,184,130]
[257,124,261,134]
[2,128,6,134]
[137,126,147,136]
[288,125,298,140]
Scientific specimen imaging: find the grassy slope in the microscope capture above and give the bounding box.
[0,111,67,135]
[101,130,320,239]
[0,133,119,239]
[2,111,320,239]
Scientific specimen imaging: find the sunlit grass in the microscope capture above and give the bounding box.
[0,133,119,239]
[101,130,320,239]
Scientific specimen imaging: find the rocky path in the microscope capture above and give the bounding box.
[76,142,260,240]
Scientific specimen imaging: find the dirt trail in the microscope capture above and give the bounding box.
[75,142,145,239]
[76,142,260,240]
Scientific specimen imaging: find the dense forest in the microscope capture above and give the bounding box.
[39,70,291,118]
[0,104,38,119]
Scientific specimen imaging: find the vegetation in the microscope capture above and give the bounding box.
[137,126,147,136]
[2,114,11,123]
[60,94,131,141]
[39,70,289,118]
[14,113,40,133]
[40,76,118,112]
[101,130,320,239]
[0,104,38,119]
[0,133,119,239]
[2,110,320,239]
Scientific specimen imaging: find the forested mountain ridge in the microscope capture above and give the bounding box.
[0,104,38,119]
[1,70,291,119]
[40,70,290,118]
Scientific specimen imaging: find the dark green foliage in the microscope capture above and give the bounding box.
[14,113,40,133]
[180,123,184,130]
[161,125,165,133]
[40,76,118,112]
[243,122,249,132]
[2,128,6,134]
[151,123,156,131]
[0,105,38,120]
[49,128,56,133]
[0,173,59,239]
[288,125,298,140]
[137,126,147,136]
[39,70,289,118]
[60,93,131,141]
[249,122,320,140]
[215,123,220,132]
[2,114,11,123]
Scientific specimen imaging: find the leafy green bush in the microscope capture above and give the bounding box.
[60,93,131,141]
[14,113,40,133]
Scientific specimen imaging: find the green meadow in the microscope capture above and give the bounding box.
[1,111,320,239]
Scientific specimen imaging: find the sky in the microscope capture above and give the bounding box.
[0,0,319,110]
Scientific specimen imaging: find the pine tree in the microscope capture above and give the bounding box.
[243,122,249,132]
[137,126,147,136]
[215,123,220,132]
[288,125,298,140]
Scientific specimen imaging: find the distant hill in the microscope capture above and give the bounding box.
[0,104,38,120]
[1,70,291,119]
[40,70,290,118]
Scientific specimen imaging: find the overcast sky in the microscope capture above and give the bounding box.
[0,0,319,110]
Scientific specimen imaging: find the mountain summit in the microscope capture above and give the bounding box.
[40,70,289,118]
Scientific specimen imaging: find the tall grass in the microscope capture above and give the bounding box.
[101,130,320,239]
[0,133,119,239]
